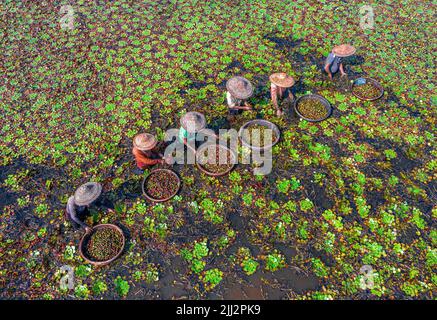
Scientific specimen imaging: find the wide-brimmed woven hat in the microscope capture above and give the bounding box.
[133,133,157,151]
[226,76,254,100]
[332,44,356,57]
[74,182,102,206]
[180,112,206,133]
[269,73,295,88]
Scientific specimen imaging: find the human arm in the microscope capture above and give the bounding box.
[243,101,252,110]
[270,83,279,109]
[133,148,164,168]
[66,196,91,232]
[324,63,333,79]
[227,91,251,111]
[271,83,283,116]
[231,105,252,110]
[339,63,347,76]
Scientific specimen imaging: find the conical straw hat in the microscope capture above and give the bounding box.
[332,44,356,57]
[226,76,254,99]
[133,133,157,151]
[269,72,295,88]
[180,112,206,133]
[74,182,102,206]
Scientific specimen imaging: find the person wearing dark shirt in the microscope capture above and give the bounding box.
[324,44,356,79]
[66,182,102,228]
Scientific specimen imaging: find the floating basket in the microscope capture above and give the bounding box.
[142,168,181,202]
[294,94,332,122]
[196,144,236,177]
[79,224,125,267]
[351,77,384,101]
[238,119,280,151]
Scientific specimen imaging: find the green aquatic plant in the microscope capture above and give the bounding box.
[276,176,300,194]
[425,249,437,267]
[63,245,76,261]
[92,280,108,296]
[114,276,130,298]
[74,285,90,299]
[201,268,223,290]
[311,258,329,278]
[144,264,160,283]
[384,149,397,160]
[242,192,253,206]
[181,239,209,274]
[300,198,314,212]
[75,265,92,278]
[193,241,209,259]
[265,252,286,272]
[277,179,290,194]
[242,258,259,276]
[200,198,224,224]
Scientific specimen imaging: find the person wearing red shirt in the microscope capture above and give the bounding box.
[132,133,168,171]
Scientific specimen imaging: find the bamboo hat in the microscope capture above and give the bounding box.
[332,44,356,57]
[133,133,157,151]
[226,76,254,100]
[74,182,102,206]
[269,72,295,88]
[180,112,206,133]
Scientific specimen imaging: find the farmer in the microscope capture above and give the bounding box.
[178,111,209,152]
[226,76,253,117]
[165,111,217,165]
[132,133,168,170]
[270,72,295,117]
[324,44,356,80]
[66,182,102,227]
